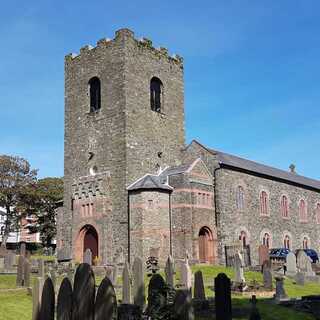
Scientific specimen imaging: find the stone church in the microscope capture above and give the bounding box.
[57,28,320,266]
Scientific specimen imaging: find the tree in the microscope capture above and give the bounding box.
[0,155,37,247]
[24,177,63,247]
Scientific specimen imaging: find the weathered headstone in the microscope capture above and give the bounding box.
[263,264,273,290]
[215,273,232,320]
[32,277,44,320]
[84,248,92,266]
[39,277,55,320]
[72,263,95,320]
[173,289,194,320]
[297,250,315,276]
[57,277,73,320]
[94,276,117,320]
[234,251,245,285]
[295,271,305,286]
[180,260,192,291]
[111,264,118,286]
[38,259,45,277]
[122,261,131,304]
[132,256,145,309]
[146,274,167,317]
[20,242,26,257]
[194,270,206,300]
[24,259,31,287]
[258,245,269,266]
[249,295,261,320]
[0,245,7,257]
[274,276,288,301]
[165,255,175,287]
[16,255,25,286]
[286,252,297,276]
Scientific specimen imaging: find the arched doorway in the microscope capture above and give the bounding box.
[75,225,99,264]
[198,227,214,264]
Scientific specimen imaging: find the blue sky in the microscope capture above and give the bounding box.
[0,1,319,179]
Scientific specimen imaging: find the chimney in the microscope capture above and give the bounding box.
[289,164,296,174]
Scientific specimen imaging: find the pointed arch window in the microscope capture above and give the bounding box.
[150,77,163,112]
[281,195,289,218]
[89,77,101,112]
[239,231,248,247]
[262,233,271,248]
[260,191,268,215]
[299,199,307,222]
[236,186,245,210]
[303,236,309,249]
[284,235,290,249]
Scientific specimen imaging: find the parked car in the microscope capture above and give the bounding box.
[269,248,291,261]
[295,249,319,264]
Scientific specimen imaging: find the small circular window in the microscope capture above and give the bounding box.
[89,166,98,176]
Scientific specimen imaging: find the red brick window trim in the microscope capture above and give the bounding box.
[262,232,271,248]
[299,199,307,222]
[260,191,269,216]
[316,203,320,224]
[283,235,290,249]
[280,195,289,219]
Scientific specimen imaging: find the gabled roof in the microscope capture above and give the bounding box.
[127,173,173,192]
[191,140,320,191]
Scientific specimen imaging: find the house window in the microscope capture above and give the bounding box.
[236,186,245,210]
[262,233,271,248]
[281,195,289,218]
[316,203,320,224]
[89,77,101,112]
[150,77,163,112]
[260,191,268,215]
[303,236,309,249]
[299,199,307,221]
[284,235,290,249]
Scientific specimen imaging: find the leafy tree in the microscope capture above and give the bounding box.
[24,177,63,247]
[0,155,37,247]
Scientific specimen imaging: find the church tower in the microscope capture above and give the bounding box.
[58,29,185,264]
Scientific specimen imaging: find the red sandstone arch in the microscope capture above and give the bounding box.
[74,225,99,264]
[198,226,216,264]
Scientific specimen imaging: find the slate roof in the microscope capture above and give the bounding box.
[160,163,191,177]
[127,174,173,191]
[192,140,320,191]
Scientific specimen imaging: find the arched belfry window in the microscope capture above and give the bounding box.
[89,77,101,112]
[150,77,163,112]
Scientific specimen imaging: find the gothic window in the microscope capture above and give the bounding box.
[239,231,247,247]
[89,77,101,112]
[262,233,271,248]
[299,199,307,221]
[284,235,290,249]
[236,186,245,210]
[303,236,309,249]
[260,191,268,215]
[150,77,163,112]
[281,195,289,218]
[316,203,320,224]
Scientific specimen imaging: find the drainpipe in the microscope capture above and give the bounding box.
[169,191,173,256]
[127,192,131,264]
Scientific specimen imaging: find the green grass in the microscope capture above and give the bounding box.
[0,264,319,319]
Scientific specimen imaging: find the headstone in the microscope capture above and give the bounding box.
[24,259,31,287]
[122,261,131,304]
[295,271,305,286]
[258,245,269,266]
[173,289,194,320]
[165,255,175,287]
[249,295,261,320]
[194,270,206,300]
[274,276,288,301]
[84,248,92,266]
[0,245,7,257]
[180,260,192,291]
[94,276,117,320]
[57,277,73,320]
[38,259,45,277]
[20,242,26,257]
[72,263,95,320]
[132,256,145,309]
[39,277,55,320]
[215,273,232,320]
[297,251,315,276]
[4,252,14,270]
[146,274,167,317]
[263,264,273,290]
[32,277,44,320]
[234,251,245,285]
[16,255,25,286]
[286,252,297,276]
[0,257,4,270]
[111,264,118,286]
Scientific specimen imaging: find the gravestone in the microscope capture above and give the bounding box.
[180,260,192,291]
[32,277,44,320]
[72,263,95,320]
[20,242,26,257]
[215,273,232,320]
[146,274,167,317]
[84,248,92,266]
[249,295,261,320]
[132,256,145,309]
[94,276,117,320]
[39,277,55,320]
[258,245,269,266]
[263,264,273,290]
[24,259,31,287]
[165,255,175,287]
[295,271,305,286]
[122,261,131,304]
[173,290,194,320]
[286,252,297,276]
[194,270,206,300]
[297,250,315,276]
[111,264,118,286]
[234,251,246,286]
[4,251,14,270]
[0,257,4,270]
[274,276,288,301]
[0,245,7,257]
[16,255,25,286]
[38,259,45,277]
[57,277,73,320]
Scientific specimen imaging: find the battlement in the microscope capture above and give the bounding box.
[65,28,183,66]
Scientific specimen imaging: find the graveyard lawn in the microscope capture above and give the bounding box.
[0,265,320,320]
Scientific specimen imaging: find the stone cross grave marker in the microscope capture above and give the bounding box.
[173,289,194,320]
[274,276,288,301]
[234,251,245,285]
[57,277,73,320]
[263,263,273,290]
[286,252,297,276]
[165,255,175,288]
[32,277,44,320]
[180,260,192,291]
[39,277,55,320]
[194,270,206,300]
[297,250,315,276]
[258,245,269,266]
[72,263,95,320]
[215,273,232,320]
[132,256,145,309]
[122,261,131,304]
[95,276,118,320]
[84,248,92,266]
